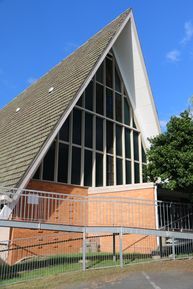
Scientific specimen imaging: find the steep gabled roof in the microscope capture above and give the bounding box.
[0,8,131,188]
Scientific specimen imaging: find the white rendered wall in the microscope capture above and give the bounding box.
[113,17,160,148]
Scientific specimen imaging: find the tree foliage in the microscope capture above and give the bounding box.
[147,110,193,195]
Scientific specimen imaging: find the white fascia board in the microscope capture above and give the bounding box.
[14,11,132,195]
[113,12,160,149]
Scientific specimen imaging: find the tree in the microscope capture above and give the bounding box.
[147,110,193,196]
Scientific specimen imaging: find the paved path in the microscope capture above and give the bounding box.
[75,270,193,289]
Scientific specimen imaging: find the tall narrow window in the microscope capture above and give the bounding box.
[96,117,103,151]
[142,145,146,163]
[96,62,104,84]
[96,153,103,186]
[115,67,121,92]
[106,58,113,88]
[125,128,131,159]
[59,117,69,142]
[115,93,122,122]
[106,155,114,186]
[85,81,93,111]
[126,160,131,184]
[106,88,113,119]
[76,94,83,107]
[124,98,130,125]
[116,158,123,185]
[33,165,40,180]
[85,113,93,148]
[43,142,55,181]
[84,150,92,186]
[58,144,68,183]
[96,83,104,115]
[134,162,140,183]
[116,125,122,156]
[106,121,114,154]
[71,147,81,185]
[133,132,139,161]
[73,109,82,145]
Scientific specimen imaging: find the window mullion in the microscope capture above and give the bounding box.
[138,133,143,183]
[68,112,73,183]
[130,130,134,184]
[80,110,85,186]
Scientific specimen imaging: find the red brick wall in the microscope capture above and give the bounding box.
[88,187,157,253]
[9,182,157,264]
[9,181,87,264]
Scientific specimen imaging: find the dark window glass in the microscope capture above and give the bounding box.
[76,94,83,107]
[96,83,104,115]
[58,143,68,183]
[133,132,139,161]
[96,62,104,84]
[126,160,131,184]
[123,86,127,96]
[125,128,131,159]
[115,93,122,122]
[142,145,146,163]
[116,158,123,185]
[133,117,137,128]
[106,88,113,119]
[85,113,93,148]
[96,117,103,151]
[85,81,93,111]
[142,164,147,183]
[43,142,55,181]
[84,150,92,186]
[59,117,69,142]
[33,165,40,180]
[134,162,140,183]
[115,67,121,92]
[106,155,114,186]
[124,98,130,125]
[106,121,114,154]
[73,109,81,145]
[116,125,122,156]
[96,153,103,187]
[106,58,113,88]
[71,147,81,185]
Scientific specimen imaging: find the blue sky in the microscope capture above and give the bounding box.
[1,0,193,130]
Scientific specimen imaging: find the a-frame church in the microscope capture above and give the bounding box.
[0,8,161,263]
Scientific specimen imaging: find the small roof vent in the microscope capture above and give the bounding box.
[16,107,20,112]
[48,87,54,93]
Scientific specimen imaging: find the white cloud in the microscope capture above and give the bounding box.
[27,77,37,85]
[181,21,193,44]
[166,49,180,62]
[160,120,168,130]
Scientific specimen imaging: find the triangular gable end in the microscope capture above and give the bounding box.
[15,10,133,192]
[8,9,159,193]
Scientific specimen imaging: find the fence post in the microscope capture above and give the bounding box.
[113,233,116,262]
[82,228,86,271]
[159,237,163,258]
[119,228,123,268]
[172,237,175,260]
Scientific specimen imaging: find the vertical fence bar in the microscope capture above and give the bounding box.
[82,229,86,271]
[172,237,175,260]
[113,233,116,262]
[119,228,123,268]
